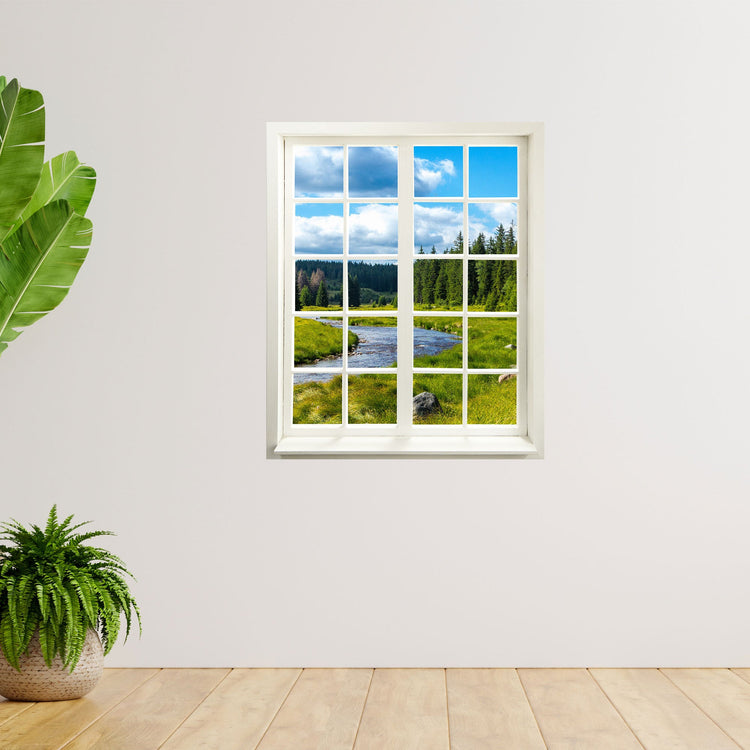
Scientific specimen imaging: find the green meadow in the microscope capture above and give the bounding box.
[293,317,517,425]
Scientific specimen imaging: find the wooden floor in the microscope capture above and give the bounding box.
[2,668,750,749]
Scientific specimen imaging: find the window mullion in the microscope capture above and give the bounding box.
[397,145,414,434]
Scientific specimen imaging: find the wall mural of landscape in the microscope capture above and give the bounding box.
[291,144,519,427]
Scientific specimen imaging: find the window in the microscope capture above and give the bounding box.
[267,124,543,456]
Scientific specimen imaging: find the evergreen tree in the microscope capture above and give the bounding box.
[505,225,516,254]
[315,280,329,307]
[418,245,425,254]
[430,245,437,254]
[468,261,478,304]
[435,266,448,303]
[470,232,487,255]
[348,274,361,308]
[494,224,506,254]
[452,231,464,254]
[299,286,313,309]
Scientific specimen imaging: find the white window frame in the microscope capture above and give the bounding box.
[267,123,544,457]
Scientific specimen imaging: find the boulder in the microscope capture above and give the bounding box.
[498,373,517,385]
[504,343,517,350]
[413,391,442,418]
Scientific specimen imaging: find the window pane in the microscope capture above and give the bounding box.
[294,316,343,367]
[348,260,397,310]
[414,202,463,255]
[468,260,516,312]
[414,146,463,198]
[349,203,398,254]
[295,204,344,255]
[413,374,462,425]
[348,374,397,424]
[413,316,462,368]
[467,374,516,425]
[349,146,398,198]
[469,146,517,197]
[295,260,343,310]
[293,375,342,424]
[349,316,398,368]
[413,258,462,311]
[467,318,517,368]
[294,146,343,198]
[468,203,518,253]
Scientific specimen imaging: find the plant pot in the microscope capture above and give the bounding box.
[0,628,103,701]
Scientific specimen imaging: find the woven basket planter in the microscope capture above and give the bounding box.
[0,628,103,701]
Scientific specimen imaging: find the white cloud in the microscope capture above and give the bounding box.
[414,157,458,196]
[295,214,343,253]
[349,204,398,253]
[438,159,456,176]
[468,203,517,242]
[414,204,463,251]
[294,146,344,197]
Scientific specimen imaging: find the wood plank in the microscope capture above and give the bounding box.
[353,668,449,750]
[0,668,158,750]
[161,668,300,750]
[519,668,642,750]
[257,668,372,750]
[0,698,34,729]
[62,668,229,750]
[731,668,750,685]
[663,669,750,749]
[592,668,741,750]
[447,669,545,750]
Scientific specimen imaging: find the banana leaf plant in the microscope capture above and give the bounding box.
[0,76,96,357]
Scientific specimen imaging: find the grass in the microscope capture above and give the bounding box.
[467,318,516,368]
[294,318,358,365]
[412,374,463,424]
[413,316,463,368]
[349,317,397,327]
[293,377,343,424]
[348,374,397,424]
[467,375,516,424]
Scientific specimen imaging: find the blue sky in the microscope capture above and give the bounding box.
[469,147,517,197]
[349,147,397,197]
[293,146,517,254]
[414,146,463,197]
[468,203,518,245]
[414,203,462,252]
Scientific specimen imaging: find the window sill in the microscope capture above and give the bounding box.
[274,435,542,458]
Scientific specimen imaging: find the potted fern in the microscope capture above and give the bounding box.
[0,506,141,701]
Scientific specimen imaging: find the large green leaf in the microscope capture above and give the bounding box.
[9,151,95,235]
[0,200,93,355]
[0,77,6,95]
[0,79,45,240]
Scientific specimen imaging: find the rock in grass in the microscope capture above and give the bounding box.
[498,373,517,385]
[413,391,442,417]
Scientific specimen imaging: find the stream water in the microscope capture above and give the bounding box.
[294,318,460,383]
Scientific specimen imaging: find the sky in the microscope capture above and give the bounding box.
[293,145,518,254]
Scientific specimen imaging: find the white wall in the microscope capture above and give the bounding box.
[1,0,749,667]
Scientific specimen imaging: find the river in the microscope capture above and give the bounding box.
[294,318,461,383]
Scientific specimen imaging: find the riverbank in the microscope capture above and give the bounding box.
[294,319,358,366]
